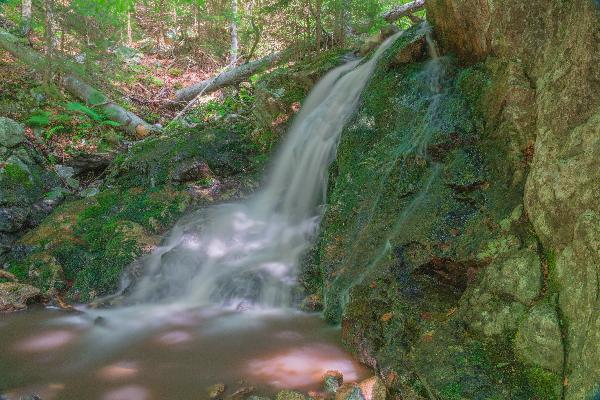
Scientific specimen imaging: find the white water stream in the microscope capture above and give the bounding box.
[119,31,403,311]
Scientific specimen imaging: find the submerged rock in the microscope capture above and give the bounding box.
[207,383,226,400]
[275,390,306,400]
[323,370,344,393]
[358,377,386,400]
[0,282,42,312]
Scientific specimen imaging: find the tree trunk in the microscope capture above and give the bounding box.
[21,0,32,37]
[382,0,425,23]
[0,28,157,137]
[230,0,239,65]
[174,51,286,103]
[315,0,323,51]
[127,11,133,46]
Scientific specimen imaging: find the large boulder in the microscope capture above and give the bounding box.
[427,1,600,398]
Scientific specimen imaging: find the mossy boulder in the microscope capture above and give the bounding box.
[0,117,26,147]
[427,0,600,397]
[0,118,64,261]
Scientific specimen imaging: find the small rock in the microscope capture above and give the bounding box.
[20,395,42,400]
[207,383,226,400]
[0,117,26,148]
[301,293,323,312]
[0,207,29,233]
[390,36,426,67]
[0,282,42,312]
[275,390,306,400]
[323,370,344,393]
[79,187,100,198]
[335,385,364,400]
[358,376,386,400]
[55,164,76,179]
[228,386,254,400]
[172,160,212,183]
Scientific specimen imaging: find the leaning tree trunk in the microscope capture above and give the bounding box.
[0,28,157,136]
[174,51,286,104]
[381,0,425,23]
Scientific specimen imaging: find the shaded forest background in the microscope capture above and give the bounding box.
[0,0,417,160]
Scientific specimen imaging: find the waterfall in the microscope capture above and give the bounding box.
[118,32,404,310]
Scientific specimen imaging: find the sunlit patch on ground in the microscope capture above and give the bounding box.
[15,330,76,353]
[247,343,360,388]
[155,330,193,345]
[102,384,151,400]
[98,361,140,380]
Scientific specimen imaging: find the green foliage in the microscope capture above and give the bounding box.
[26,110,52,127]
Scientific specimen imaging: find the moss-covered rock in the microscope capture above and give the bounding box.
[306,26,551,399]
[6,88,273,303]
[427,0,600,397]
[0,118,64,261]
[0,117,26,147]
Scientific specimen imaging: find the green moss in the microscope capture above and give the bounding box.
[3,162,31,185]
[6,260,29,281]
[524,367,562,400]
[439,382,462,400]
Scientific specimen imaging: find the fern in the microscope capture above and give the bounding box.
[26,111,52,127]
[66,102,103,121]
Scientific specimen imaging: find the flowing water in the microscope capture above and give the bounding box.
[0,32,404,399]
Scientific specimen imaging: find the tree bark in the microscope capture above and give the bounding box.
[127,11,133,46]
[382,0,425,23]
[174,51,286,103]
[230,0,239,65]
[0,28,157,137]
[21,0,32,37]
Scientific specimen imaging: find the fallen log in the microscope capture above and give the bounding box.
[0,28,157,137]
[382,0,425,23]
[174,51,286,104]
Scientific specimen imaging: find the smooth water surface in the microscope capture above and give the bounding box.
[0,307,367,399]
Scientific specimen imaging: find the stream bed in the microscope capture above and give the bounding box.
[0,307,367,400]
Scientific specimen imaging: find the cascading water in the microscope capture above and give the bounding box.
[0,28,449,399]
[118,31,404,311]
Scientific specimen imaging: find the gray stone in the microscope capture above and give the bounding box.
[55,164,76,179]
[514,303,564,373]
[0,117,25,148]
[0,207,29,232]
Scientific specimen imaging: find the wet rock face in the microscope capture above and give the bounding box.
[0,118,63,259]
[427,1,600,398]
